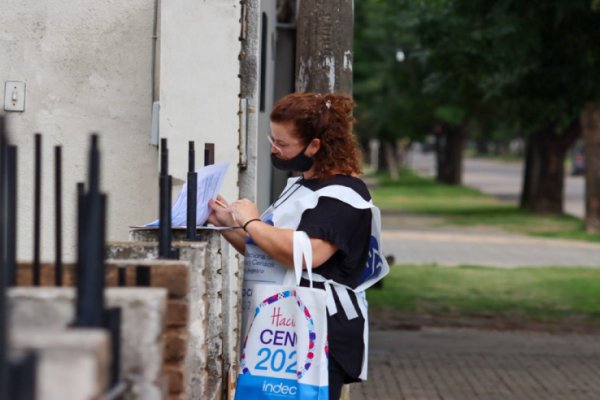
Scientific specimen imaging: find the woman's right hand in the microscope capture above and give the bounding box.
[208,195,235,227]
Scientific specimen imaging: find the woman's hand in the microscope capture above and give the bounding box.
[228,198,260,228]
[207,195,235,227]
[207,195,249,255]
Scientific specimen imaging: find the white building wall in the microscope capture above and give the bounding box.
[159,0,241,202]
[0,0,159,262]
[0,0,245,262]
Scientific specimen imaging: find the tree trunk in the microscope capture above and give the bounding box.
[520,122,580,214]
[519,137,536,209]
[383,141,399,180]
[582,103,600,232]
[295,0,353,94]
[435,125,466,185]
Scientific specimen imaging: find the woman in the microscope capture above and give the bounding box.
[208,92,387,400]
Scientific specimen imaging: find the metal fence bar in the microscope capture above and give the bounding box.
[105,307,121,387]
[8,352,37,400]
[159,138,170,257]
[135,265,151,287]
[186,141,197,240]
[118,266,126,287]
[55,146,63,286]
[75,135,105,327]
[202,143,215,228]
[0,115,8,400]
[6,146,17,286]
[158,139,177,259]
[0,117,37,400]
[76,181,85,293]
[204,143,215,166]
[33,134,42,286]
[73,136,124,395]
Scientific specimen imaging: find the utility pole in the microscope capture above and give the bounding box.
[295,0,353,94]
[295,5,354,399]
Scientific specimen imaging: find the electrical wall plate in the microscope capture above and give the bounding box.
[4,81,26,112]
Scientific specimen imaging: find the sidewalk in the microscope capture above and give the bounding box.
[352,328,600,400]
[354,161,600,399]
[358,218,600,399]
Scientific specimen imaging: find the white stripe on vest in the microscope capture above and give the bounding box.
[269,177,390,380]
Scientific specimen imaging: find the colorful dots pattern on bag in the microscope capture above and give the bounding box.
[240,289,317,379]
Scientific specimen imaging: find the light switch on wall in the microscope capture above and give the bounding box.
[4,81,26,112]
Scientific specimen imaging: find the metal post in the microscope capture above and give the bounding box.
[135,266,151,287]
[0,115,8,400]
[55,146,63,286]
[105,307,121,387]
[33,134,42,286]
[75,181,85,292]
[158,139,177,259]
[118,266,126,287]
[159,138,168,257]
[186,141,197,240]
[75,136,105,327]
[8,352,37,400]
[202,143,215,228]
[0,119,36,400]
[6,146,16,286]
[204,143,215,166]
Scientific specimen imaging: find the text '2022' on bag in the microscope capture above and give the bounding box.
[234,231,329,400]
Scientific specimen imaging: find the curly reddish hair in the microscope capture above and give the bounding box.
[270,92,362,180]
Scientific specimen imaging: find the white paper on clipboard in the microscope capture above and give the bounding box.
[145,163,229,227]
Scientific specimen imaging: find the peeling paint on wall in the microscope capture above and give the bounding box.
[296,57,311,93]
[324,56,335,92]
[343,50,352,71]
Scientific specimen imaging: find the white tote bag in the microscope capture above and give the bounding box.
[234,231,329,400]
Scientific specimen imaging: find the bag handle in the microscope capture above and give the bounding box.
[293,231,313,288]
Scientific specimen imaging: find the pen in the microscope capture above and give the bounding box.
[214,198,228,209]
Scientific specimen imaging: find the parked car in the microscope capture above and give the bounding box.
[571,143,585,176]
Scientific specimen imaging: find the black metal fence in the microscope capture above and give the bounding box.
[0,116,37,400]
[0,115,216,398]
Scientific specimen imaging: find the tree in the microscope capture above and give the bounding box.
[354,0,437,176]
[355,0,600,214]
[499,1,600,214]
[355,0,517,184]
[582,104,600,232]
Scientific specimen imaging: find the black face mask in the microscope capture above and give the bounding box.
[270,145,314,172]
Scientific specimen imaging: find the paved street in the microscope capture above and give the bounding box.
[353,328,600,400]
[382,152,600,268]
[408,151,585,218]
[352,155,600,400]
[381,220,600,268]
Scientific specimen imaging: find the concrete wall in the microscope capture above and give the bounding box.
[12,329,111,400]
[112,230,239,400]
[0,0,160,262]
[9,287,168,399]
[159,0,241,203]
[0,0,245,263]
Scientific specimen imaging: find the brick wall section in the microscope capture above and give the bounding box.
[106,260,190,398]
[113,231,233,400]
[16,262,76,286]
[15,260,190,399]
[16,228,241,400]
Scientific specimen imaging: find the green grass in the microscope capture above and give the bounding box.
[368,169,600,325]
[371,168,600,242]
[367,264,600,323]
